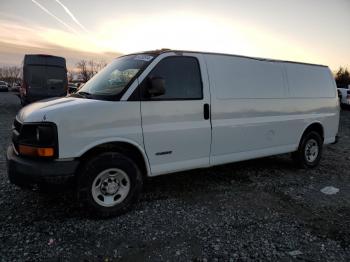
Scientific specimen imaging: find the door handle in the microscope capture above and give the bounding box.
[203,103,210,120]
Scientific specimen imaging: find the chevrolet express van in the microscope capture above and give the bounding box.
[20,54,68,105]
[7,50,339,217]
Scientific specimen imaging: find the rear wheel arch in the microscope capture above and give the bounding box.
[292,122,324,168]
[78,141,150,178]
[299,122,324,144]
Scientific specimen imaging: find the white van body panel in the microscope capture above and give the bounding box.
[17,97,150,174]
[284,63,336,98]
[16,50,339,178]
[204,53,339,167]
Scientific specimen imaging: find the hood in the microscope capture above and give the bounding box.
[17,97,96,123]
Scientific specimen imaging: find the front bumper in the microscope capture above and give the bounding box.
[6,145,79,188]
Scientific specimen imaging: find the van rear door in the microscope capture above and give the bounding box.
[46,66,67,97]
[26,65,48,101]
[26,65,66,100]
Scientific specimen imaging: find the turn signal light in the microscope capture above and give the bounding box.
[18,145,54,157]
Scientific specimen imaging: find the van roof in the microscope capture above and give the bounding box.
[24,54,66,68]
[129,49,328,68]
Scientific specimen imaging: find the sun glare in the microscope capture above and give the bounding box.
[86,12,320,65]
[0,11,331,66]
[92,13,254,55]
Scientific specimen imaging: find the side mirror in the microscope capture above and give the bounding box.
[147,76,165,97]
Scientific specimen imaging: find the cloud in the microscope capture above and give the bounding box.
[0,19,121,68]
[31,0,78,33]
[54,0,89,33]
[0,20,50,48]
[0,18,116,54]
[0,40,121,68]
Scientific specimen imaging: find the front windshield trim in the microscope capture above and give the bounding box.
[70,53,158,101]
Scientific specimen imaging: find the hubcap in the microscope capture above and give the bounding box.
[91,168,131,207]
[304,138,319,163]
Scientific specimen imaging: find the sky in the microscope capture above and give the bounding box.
[0,0,349,70]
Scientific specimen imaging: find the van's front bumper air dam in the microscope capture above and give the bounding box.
[6,145,79,188]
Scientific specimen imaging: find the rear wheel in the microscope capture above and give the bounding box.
[77,152,143,218]
[292,131,323,168]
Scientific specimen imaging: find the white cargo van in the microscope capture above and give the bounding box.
[7,50,339,217]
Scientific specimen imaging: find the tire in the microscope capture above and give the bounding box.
[292,131,323,168]
[77,152,143,218]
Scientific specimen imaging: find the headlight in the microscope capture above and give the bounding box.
[16,123,58,158]
[35,126,55,144]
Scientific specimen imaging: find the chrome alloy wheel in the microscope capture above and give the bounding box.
[304,138,319,163]
[91,168,131,207]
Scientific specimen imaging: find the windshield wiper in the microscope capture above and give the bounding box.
[74,91,93,99]
[78,91,92,96]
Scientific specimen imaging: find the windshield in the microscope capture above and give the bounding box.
[76,54,154,99]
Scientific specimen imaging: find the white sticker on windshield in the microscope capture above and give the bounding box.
[134,55,153,61]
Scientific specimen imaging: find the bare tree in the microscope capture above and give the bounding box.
[0,67,9,80]
[76,59,107,82]
[93,60,107,74]
[335,67,350,88]
[8,66,21,81]
[0,66,21,84]
[88,60,96,76]
[76,60,90,82]
[67,69,76,82]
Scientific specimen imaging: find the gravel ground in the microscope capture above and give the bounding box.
[0,92,349,261]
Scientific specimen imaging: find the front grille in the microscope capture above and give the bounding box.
[13,118,22,133]
[12,119,22,151]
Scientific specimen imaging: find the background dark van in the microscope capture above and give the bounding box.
[20,54,68,105]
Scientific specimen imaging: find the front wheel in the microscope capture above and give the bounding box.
[77,152,143,218]
[292,131,323,168]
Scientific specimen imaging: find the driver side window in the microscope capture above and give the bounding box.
[141,56,203,100]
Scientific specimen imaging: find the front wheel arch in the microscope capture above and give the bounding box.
[78,141,150,178]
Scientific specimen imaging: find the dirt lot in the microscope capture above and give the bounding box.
[0,92,349,261]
